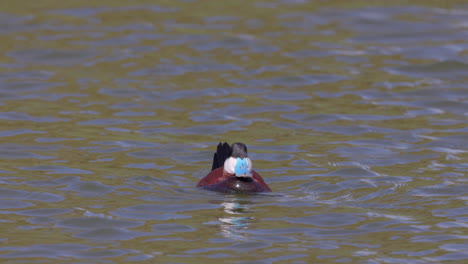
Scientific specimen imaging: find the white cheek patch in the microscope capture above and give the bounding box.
[224,157,237,174]
[224,157,252,177]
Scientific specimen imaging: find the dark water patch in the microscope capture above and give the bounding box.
[120,203,220,213]
[58,110,99,116]
[399,44,467,61]
[312,124,400,135]
[28,216,57,224]
[189,34,277,53]
[411,184,468,197]
[126,254,155,261]
[290,159,317,167]
[251,235,297,243]
[343,6,467,44]
[280,213,365,227]
[0,129,45,138]
[325,167,380,178]
[127,149,172,159]
[341,139,413,150]
[336,179,379,190]
[0,199,34,209]
[437,222,468,229]
[15,208,71,216]
[73,35,143,48]
[29,92,88,101]
[411,234,468,242]
[127,175,179,186]
[261,91,311,101]
[126,143,199,159]
[329,147,439,166]
[25,176,80,187]
[146,87,267,101]
[0,243,94,259]
[421,135,468,152]
[52,5,176,19]
[359,220,414,231]
[58,181,115,196]
[253,144,301,153]
[308,183,344,194]
[74,228,148,240]
[186,241,271,254]
[365,176,412,187]
[439,243,468,252]
[140,123,246,135]
[110,102,143,109]
[250,152,295,162]
[130,63,242,76]
[330,146,395,157]
[152,223,195,233]
[0,150,55,160]
[0,79,58,94]
[124,163,173,170]
[226,241,272,253]
[391,249,436,257]
[49,7,109,17]
[85,146,128,153]
[388,60,468,79]
[363,153,439,167]
[114,111,154,117]
[432,207,467,218]
[191,104,298,122]
[92,140,162,148]
[140,120,172,127]
[283,49,335,58]
[240,65,287,76]
[111,211,191,221]
[428,252,468,262]
[99,87,143,98]
[268,121,308,130]
[0,177,18,186]
[69,248,137,259]
[230,74,347,87]
[56,217,143,229]
[0,12,34,31]
[19,165,93,174]
[0,188,63,202]
[8,48,98,67]
[78,118,131,126]
[409,100,467,116]
[281,113,342,124]
[0,112,68,122]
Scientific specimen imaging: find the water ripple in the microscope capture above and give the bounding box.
[0,2,466,263]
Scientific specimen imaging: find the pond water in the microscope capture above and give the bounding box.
[0,1,467,263]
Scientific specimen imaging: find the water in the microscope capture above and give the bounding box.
[0,1,467,263]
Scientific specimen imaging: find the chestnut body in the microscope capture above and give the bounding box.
[197,167,271,193]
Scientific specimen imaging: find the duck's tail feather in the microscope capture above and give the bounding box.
[211,142,231,171]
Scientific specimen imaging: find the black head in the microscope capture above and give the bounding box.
[230,142,248,158]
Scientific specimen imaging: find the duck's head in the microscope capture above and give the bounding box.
[223,142,252,178]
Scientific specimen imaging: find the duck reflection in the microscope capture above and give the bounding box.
[218,196,253,240]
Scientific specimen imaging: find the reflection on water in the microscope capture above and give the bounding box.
[219,197,254,241]
[0,0,467,263]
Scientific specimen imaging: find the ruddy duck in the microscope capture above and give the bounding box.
[196,142,272,193]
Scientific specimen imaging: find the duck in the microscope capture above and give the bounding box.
[196,142,272,193]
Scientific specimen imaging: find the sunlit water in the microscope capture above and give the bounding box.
[0,1,467,263]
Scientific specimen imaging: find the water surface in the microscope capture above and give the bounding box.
[0,0,467,263]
